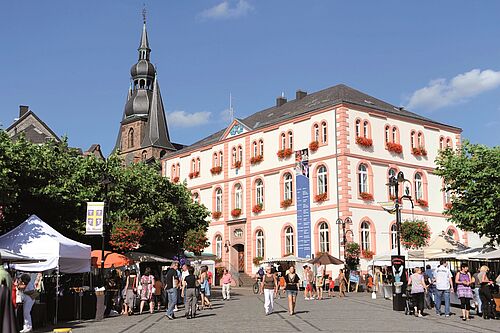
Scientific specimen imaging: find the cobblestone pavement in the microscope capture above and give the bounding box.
[39,288,499,333]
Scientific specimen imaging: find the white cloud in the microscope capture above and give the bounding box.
[407,69,500,111]
[168,110,211,127]
[219,108,233,123]
[199,0,254,20]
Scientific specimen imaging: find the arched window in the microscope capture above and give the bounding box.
[256,230,264,258]
[392,127,398,143]
[288,131,293,149]
[232,147,237,165]
[358,164,368,193]
[238,146,243,162]
[215,235,222,259]
[234,184,242,210]
[259,140,264,157]
[384,125,390,143]
[414,173,423,200]
[363,121,369,138]
[417,132,423,147]
[196,158,201,172]
[317,165,327,195]
[285,226,294,255]
[284,173,293,201]
[439,137,444,150]
[215,188,223,212]
[128,128,134,148]
[360,221,371,251]
[176,163,180,178]
[213,153,218,167]
[141,150,147,161]
[446,138,452,148]
[253,141,258,157]
[171,164,176,179]
[388,168,396,198]
[390,224,398,250]
[410,131,416,148]
[191,159,196,172]
[256,179,264,206]
[319,222,330,253]
[313,124,320,142]
[321,122,327,143]
[444,186,452,204]
[192,192,199,204]
[447,228,457,240]
[219,151,223,168]
[281,133,286,149]
[355,119,361,137]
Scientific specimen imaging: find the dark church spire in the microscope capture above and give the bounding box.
[138,7,150,61]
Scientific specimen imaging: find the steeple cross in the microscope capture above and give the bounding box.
[142,4,147,24]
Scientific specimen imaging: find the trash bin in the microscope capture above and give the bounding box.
[392,282,405,311]
[95,291,105,320]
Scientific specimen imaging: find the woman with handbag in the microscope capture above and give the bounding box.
[139,267,155,314]
[198,266,212,310]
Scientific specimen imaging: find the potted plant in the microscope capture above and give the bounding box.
[417,199,428,207]
[277,150,285,159]
[250,155,263,164]
[315,192,327,202]
[253,256,263,266]
[412,147,427,156]
[356,137,373,147]
[401,219,431,249]
[360,192,374,201]
[188,172,194,179]
[210,166,222,175]
[212,211,222,219]
[280,199,293,208]
[444,202,452,210]
[309,141,319,152]
[172,176,179,183]
[361,249,374,260]
[233,160,242,169]
[386,142,403,154]
[252,204,263,213]
[231,208,241,218]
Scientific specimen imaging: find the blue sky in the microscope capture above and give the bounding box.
[1,1,499,154]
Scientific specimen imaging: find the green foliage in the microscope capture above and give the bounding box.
[344,242,360,270]
[0,131,210,254]
[400,219,431,249]
[183,228,210,255]
[109,216,144,253]
[252,256,263,266]
[435,141,500,243]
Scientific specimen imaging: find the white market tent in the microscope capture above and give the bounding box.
[368,247,426,268]
[472,248,500,260]
[0,215,91,273]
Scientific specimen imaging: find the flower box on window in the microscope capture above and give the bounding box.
[412,147,427,156]
[360,192,373,201]
[210,166,222,175]
[250,155,263,165]
[389,194,397,201]
[212,211,222,219]
[444,202,452,210]
[356,137,373,147]
[253,256,263,266]
[315,192,327,202]
[386,142,403,154]
[172,176,179,183]
[417,199,428,207]
[361,249,374,260]
[233,160,242,169]
[277,148,293,159]
[188,172,194,179]
[280,199,293,208]
[252,204,263,214]
[231,208,241,218]
[309,141,319,152]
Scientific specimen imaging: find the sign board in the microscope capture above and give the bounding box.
[295,149,311,259]
[86,202,105,235]
[391,255,407,285]
[349,271,360,283]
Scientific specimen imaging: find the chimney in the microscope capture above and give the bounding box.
[276,94,287,107]
[296,90,307,100]
[19,105,29,117]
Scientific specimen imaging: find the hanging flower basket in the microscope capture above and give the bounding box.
[315,192,327,202]
[252,204,263,213]
[212,211,222,219]
[356,137,373,147]
[210,166,222,175]
[386,142,403,154]
[280,199,293,208]
[361,249,374,260]
[233,160,242,169]
[231,208,241,218]
[309,141,319,152]
[417,199,428,207]
[360,192,374,201]
[401,219,431,249]
[250,155,263,164]
[172,176,179,183]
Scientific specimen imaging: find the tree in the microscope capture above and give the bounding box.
[344,242,360,270]
[183,228,210,255]
[0,131,210,255]
[435,141,500,243]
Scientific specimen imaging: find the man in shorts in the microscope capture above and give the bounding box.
[304,266,314,300]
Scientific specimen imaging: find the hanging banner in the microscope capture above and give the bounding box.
[86,202,105,235]
[295,149,311,259]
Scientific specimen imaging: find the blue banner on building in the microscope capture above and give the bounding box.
[295,149,311,259]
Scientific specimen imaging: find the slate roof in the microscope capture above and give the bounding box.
[7,110,61,144]
[166,84,461,158]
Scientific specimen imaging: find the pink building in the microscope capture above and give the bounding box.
[162,85,464,275]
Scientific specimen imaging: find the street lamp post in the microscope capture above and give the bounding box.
[100,177,112,283]
[336,217,352,258]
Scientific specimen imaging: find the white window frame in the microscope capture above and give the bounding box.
[256,230,264,257]
[415,173,423,200]
[390,224,397,250]
[321,122,327,143]
[319,222,330,253]
[285,226,294,255]
[256,179,264,205]
[361,221,371,251]
[215,235,222,258]
[317,166,327,195]
[358,164,368,193]
[284,173,293,201]
[234,184,242,210]
[215,188,223,212]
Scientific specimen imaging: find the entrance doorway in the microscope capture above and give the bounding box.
[234,244,245,272]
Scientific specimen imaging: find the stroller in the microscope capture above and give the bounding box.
[404,289,415,316]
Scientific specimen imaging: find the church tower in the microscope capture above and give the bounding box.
[114,14,176,164]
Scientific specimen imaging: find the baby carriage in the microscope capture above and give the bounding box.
[404,289,415,316]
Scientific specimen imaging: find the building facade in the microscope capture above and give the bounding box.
[162,86,463,275]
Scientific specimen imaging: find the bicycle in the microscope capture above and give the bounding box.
[253,278,262,294]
